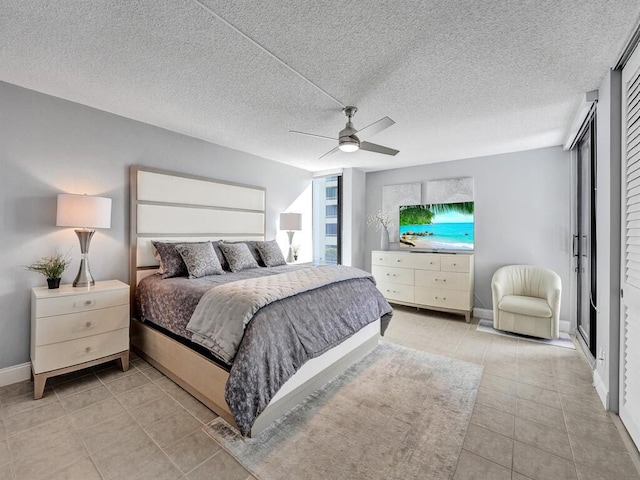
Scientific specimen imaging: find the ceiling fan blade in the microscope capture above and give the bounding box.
[360,141,399,156]
[319,146,340,159]
[354,116,395,139]
[289,130,336,141]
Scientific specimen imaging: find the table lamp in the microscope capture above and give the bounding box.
[279,212,302,263]
[56,194,112,287]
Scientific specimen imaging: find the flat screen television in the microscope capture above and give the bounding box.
[399,202,474,251]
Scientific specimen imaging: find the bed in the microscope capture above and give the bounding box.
[129,166,392,437]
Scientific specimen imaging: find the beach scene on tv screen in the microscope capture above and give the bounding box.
[399,202,474,251]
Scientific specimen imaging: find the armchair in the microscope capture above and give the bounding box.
[491,265,561,339]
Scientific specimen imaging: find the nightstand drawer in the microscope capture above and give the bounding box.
[35,304,129,346]
[414,270,470,291]
[35,289,128,318]
[32,328,129,374]
[376,282,414,303]
[372,266,414,286]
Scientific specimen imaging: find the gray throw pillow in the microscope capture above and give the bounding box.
[256,240,286,267]
[175,242,225,279]
[219,243,259,272]
[211,240,230,271]
[152,241,191,279]
[230,240,265,266]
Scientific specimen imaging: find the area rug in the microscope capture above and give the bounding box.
[476,319,576,349]
[205,341,482,480]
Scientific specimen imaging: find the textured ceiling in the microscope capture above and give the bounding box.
[1,1,639,172]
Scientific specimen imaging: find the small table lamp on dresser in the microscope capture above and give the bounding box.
[280,212,302,263]
[56,193,111,287]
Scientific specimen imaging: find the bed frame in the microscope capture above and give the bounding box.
[129,166,379,436]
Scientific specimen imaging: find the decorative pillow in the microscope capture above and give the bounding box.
[175,242,225,279]
[255,240,286,267]
[230,240,265,267]
[211,240,230,271]
[151,243,166,275]
[152,241,190,279]
[219,243,259,272]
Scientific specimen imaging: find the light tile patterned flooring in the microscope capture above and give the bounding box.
[0,354,252,480]
[384,306,640,480]
[0,307,638,479]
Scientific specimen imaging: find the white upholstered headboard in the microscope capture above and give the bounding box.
[129,166,266,291]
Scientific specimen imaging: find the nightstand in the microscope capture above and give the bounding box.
[30,279,130,399]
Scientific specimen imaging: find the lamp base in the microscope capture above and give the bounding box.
[286,231,295,263]
[73,230,96,287]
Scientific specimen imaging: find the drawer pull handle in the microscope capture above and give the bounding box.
[443,297,447,300]
[85,347,91,353]
[435,296,438,299]
[85,321,92,328]
[453,263,457,266]
[397,260,401,262]
[74,300,96,308]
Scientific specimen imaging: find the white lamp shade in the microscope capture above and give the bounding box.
[56,194,112,229]
[280,212,302,231]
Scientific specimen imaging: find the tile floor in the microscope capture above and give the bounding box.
[0,308,638,480]
[0,354,252,480]
[384,306,640,480]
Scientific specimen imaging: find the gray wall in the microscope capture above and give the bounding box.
[365,146,572,321]
[0,81,312,370]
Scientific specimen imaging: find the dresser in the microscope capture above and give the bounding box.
[371,250,474,322]
[30,280,130,399]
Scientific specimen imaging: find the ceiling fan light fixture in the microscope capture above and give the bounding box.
[338,133,360,152]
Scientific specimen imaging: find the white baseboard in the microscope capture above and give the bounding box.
[593,370,609,409]
[473,308,572,333]
[473,308,493,320]
[0,362,31,388]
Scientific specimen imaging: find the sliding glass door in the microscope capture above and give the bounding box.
[575,118,597,357]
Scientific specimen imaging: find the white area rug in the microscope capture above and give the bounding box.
[476,319,576,349]
[205,341,482,480]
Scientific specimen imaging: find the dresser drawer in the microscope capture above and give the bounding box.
[34,304,129,347]
[440,255,470,273]
[372,266,414,286]
[414,287,470,311]
[376,282,414,303]
[32,328,129,374]
[35,289,128,318]
[409,254,441,271]
[371,252,412,268]
[414,270,470,291]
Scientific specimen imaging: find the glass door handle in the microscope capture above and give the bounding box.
[572,235,579,257]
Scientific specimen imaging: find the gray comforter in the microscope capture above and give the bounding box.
[136,265,393,436]
[186,265,374,364]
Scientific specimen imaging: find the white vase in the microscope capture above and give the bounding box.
[380,228,390,251]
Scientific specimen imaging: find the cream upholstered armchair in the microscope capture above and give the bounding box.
[491,265,561,339]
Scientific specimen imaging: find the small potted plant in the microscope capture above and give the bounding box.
[25,250,71,289]
[292,245,300,262]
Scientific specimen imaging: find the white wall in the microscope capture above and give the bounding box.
[593,69,622,410]
[0,81,312,370]
[365,146,572,321]
[342,168,367,269]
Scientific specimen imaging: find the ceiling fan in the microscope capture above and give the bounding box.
[290,107,399,159]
